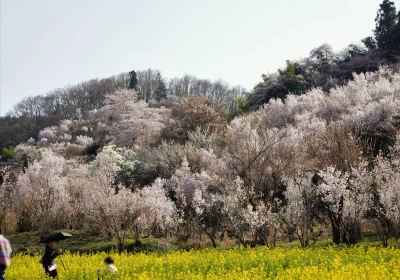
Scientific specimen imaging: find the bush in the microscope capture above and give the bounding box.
[0,146,14,161]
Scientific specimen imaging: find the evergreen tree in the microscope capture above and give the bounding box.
[394,11,400,54]
[153,73,167,101]
[361,36,377,51]
[129,70,138,90]
[374,0,397,53]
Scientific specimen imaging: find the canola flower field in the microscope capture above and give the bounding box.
[6,246,400,280]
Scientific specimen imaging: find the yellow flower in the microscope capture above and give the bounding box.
[5,246,400,280]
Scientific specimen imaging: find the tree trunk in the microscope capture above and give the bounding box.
[331,219,341,244]
[210,237,216,248]
[117,235,125,254]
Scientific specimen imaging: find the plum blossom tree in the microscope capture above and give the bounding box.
[90,89,169,148]
[223,116,293,199]
[281,174,319,247]
[202,115,303,246]
[317,167,349,244]
[83,145,132,251]
[129,178,177,240]
[75,135,94,147]
[38,127,57,143]
[191,172,225,247]
[166,157,204,242]
[317,163,371,245]
[197,149,281,247]
[343,162,372,244]
[0,168,19,234]
[15,150,70,231]
[83,145,176,251]
[372,152,400,245]
[37,120,75,144]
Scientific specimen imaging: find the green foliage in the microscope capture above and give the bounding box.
[229,96,250,119]
[362,36,377,51]
[0,146,14,161]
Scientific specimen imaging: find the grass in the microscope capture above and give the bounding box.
[8,230,177,255]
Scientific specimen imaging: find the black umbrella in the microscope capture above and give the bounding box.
[39,232,73,243]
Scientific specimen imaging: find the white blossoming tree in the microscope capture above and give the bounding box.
[90,89,170,149]
[372,150,400,245]
[317,163,371,244]
[281,174,319,247]
[15,150,70,231]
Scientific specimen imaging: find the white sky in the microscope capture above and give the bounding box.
[1,0,398,115]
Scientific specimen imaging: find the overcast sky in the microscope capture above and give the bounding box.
[1,0,398,115]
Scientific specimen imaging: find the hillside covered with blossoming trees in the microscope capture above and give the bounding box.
[1,67,399,251]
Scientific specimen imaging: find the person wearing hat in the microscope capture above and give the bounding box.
[40,240,62,278]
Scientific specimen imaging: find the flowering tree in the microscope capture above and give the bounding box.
[15,150,70,231]
[198,149,281,247]
[0,168,19,234]
[167,158,204,242]
[191,172,225,247]
[129,179,177,240]
[90,89,169,148]
[372,152,400,245]
[37,120,76,144]
[344,162,372,244]
[83,146,132,252]
[281,174,319,247]
[317,163,371,244]
[83,145,176,251]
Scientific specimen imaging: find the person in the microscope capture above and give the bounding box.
[0,235,11,280]
[104,257,118,273]
[40,240,62,278]
[97,256,118,279]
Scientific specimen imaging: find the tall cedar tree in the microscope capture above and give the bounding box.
[374,0,398,56]
[129,70,139,90]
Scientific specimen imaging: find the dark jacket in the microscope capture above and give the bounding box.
[40,245,60,269]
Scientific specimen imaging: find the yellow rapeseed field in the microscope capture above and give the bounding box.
[6,246,400,279]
